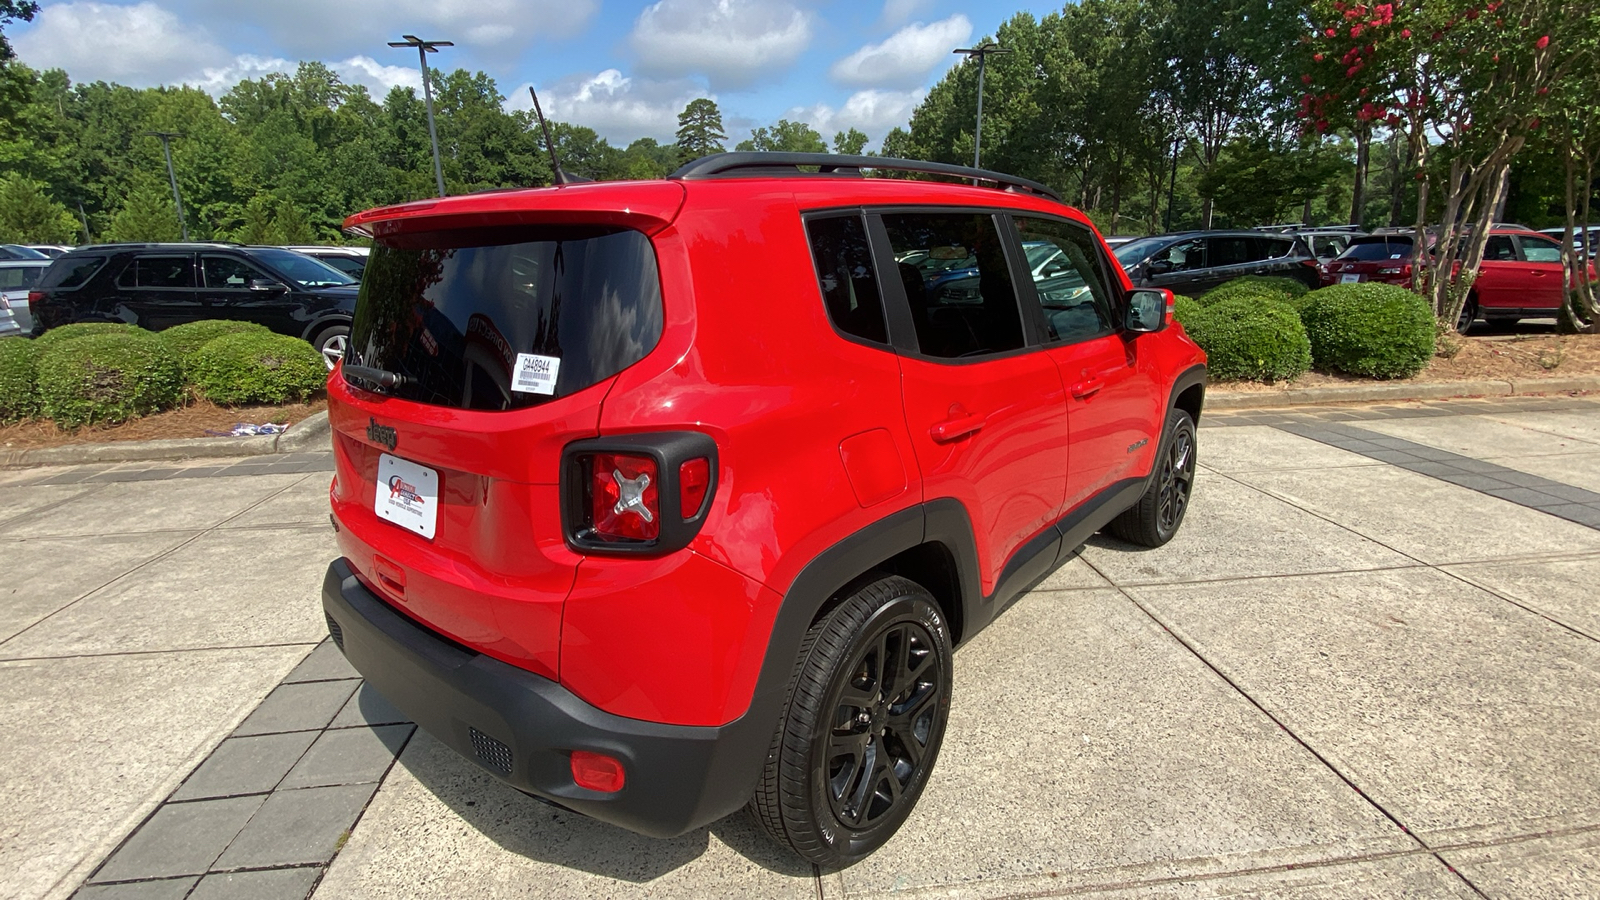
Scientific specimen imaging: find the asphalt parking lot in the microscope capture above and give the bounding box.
[5,394,1600,900]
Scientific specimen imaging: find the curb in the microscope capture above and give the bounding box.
[0,411,331,468]
[1206,375,1600,410]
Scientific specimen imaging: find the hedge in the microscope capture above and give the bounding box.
[159,320,272,371]
[1299,283,1435,379]
[36,332,184,427]
[0,338,39,422]
[1172,296,1204,329]
[1201,275,1311,302]
[187,332,327,405]
[34,321,146,350]
[1179,294,1312,383]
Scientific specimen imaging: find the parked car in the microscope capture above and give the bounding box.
[1102,234,1143,248]
[0,244,48,260]
[321,151,1207,866]
[1538,226,1598,260]
[1115,230,1321,295]
[0,259,51,333]
[284,245,369,280]
[25,245,75,258]
[29,243,358,367]
[1321,228,1597,330]
[1289,227,1366,261]
[0,295,19,337]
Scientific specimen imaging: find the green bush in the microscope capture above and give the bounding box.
[1181,295,1312,383]
[1300,283,1435,379]
[188,332,326,405]
[36,332,183,428]
[1172,296,1205,329]
[1198,277,1310,311]
[0,338,40,422]
[158,320,272,371]
[34,321,147,350]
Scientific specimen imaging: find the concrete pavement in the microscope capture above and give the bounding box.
[2,395,1598,899]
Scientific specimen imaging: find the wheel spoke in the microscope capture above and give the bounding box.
[843,738,879,824]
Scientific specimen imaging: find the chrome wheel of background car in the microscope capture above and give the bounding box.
[319,332,348,370]
[1156,425,1195,538]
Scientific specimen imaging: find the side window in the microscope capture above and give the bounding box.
[1259,237,1294,259]
[1520,237,1563,263]
[203,255,270,289]
[882,212,1024,359]
[1152,238,1205,272]
[118,255,195,288]
[1207,236,1255,267]
[1484,236,1518,261]
[804,214,888,344]
[1014,216,1116,344]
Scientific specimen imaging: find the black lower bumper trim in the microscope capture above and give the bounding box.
[320,559,772,838]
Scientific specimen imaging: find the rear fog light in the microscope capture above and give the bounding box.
[570,750,626,792]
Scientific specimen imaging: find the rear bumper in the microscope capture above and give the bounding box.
[321,559,771,838]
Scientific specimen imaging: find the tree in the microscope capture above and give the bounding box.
[0,173,77,242]
[833,128,869,155]
[736,119,826,153]
[105,185,183,242]
[1199,135,1348,225]
[0,0,36,62]
[675,98,726,161]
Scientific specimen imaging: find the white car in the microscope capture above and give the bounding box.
[0,259,52,334]
[282,245,368,279]
[1538,226,1598,259]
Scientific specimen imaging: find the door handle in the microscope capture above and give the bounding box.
[931,413,985,443]
[1071,379,1102,400]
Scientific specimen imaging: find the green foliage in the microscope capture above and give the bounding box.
[187,332,326,405]
[1300,283,1435,379]
[36,332,183,427]
[158,319,272,371]
[0,173,78,242]
[34,321,144,349]
[1199,276,1311,308]
[1171,296,1205,328]
[105,185,183,242]
[833,128,870,156]
[737,119,827,153]
[0,336,39,421]
[675,98,726,161]
[1180,295,1312,383]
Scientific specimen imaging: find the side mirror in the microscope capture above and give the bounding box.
[1124,289,1169,334]
[1145,259,1173,276]
[249,279,289,292]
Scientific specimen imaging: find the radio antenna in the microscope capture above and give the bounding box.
[528,85,586,185]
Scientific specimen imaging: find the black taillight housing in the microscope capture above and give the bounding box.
[561,431,718,556]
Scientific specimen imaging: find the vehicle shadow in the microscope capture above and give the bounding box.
[395,729,815,883]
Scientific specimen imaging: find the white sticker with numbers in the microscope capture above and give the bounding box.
[511,353,561,395]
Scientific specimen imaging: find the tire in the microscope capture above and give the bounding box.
[752,575,953,867]
[312,324,350,371]
[1455,295,1478,334]
[1106,407,1197,548]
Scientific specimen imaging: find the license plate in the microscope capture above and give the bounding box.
[1340,274,1362,283]
[375,454,439,539]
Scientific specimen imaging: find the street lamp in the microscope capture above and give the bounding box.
[145,131,188,241]
[952,42,1012,172]
[388,34,454,197]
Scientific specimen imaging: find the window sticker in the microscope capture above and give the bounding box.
[511,353,561,395]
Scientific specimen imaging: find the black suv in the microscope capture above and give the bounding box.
[1115,230,1321,296]
[30,243,359,367]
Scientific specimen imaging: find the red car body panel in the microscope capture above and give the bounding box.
[1321,229,1596,312]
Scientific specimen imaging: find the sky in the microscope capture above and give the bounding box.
[9,0,1063,150]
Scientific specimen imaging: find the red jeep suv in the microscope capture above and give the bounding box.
[321,153,1207,865]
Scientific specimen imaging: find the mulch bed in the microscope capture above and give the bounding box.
[0,397,328,451]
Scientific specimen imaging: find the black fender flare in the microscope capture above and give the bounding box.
[1168,363,1207,422]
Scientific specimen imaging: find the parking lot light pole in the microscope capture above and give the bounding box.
[952,43,1012,173]
[145,131,188,241]
[389,34,454,197]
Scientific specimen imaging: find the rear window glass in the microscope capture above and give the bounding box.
[118,256,195,288]
[40,256,106,290]
[0,265,46,291]
[883,212,1024,359]
[806,214,888,344]
[346,228,663,411]
[1341,237,1413,261]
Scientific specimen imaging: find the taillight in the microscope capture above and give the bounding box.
[26,291,44,305]
[562,432,718,555]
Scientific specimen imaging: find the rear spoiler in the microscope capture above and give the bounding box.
[342,181,687,240]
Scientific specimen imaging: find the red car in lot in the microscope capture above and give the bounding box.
[321,153,1207,864]
[1321,228,1595,329]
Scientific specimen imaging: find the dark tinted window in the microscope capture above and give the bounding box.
[1259,237,1295,259]
[347,227,663,411]
[882,212,1024,359]
[805,214,887,343]
[1521,236,1563,263]
[119,255,195,288]
[1151,238,1206,271]
[1207,236,1257,267]
[39,256,106,290]
[1483,236,1518,261]
[1340,237,1414,261]
[247,248,354,287]
[1015,217,1115,344]
[319,256,366,278]
[0,265,45,291]
[203,255,270,288]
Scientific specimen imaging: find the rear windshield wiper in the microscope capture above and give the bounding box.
[342,365,410,389]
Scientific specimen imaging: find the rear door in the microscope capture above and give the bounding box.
[1014,214,1160,510]
[117,253,201,329]
[1514,234,1566,309]
[1197,235,1259,293]
[1476,235,1524,310]
[874,209,1068,596]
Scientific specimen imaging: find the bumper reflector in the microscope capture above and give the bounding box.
[571,750,626,792]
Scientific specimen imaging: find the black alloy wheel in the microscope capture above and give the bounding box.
[752,575,952,866]
[1107,408,1198,548]
[1455,296,1478,334]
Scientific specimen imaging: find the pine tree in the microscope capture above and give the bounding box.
[675,98,727,162]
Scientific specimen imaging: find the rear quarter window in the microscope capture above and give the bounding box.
[38,256,107,290]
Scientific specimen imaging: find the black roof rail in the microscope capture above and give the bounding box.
[668,152,1063,203]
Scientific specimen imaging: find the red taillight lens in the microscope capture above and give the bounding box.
[27,291,45,305]
[679,457,710,518]
[590,452,659,541]
[570,750,625,792]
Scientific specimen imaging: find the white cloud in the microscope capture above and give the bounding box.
[789,88,925,147]
[830,15,971,89]
[14,1,232,85]
[513,70,710,144]
[879,0,931,27]
[334,56,423,95]
[629,0,812,90]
